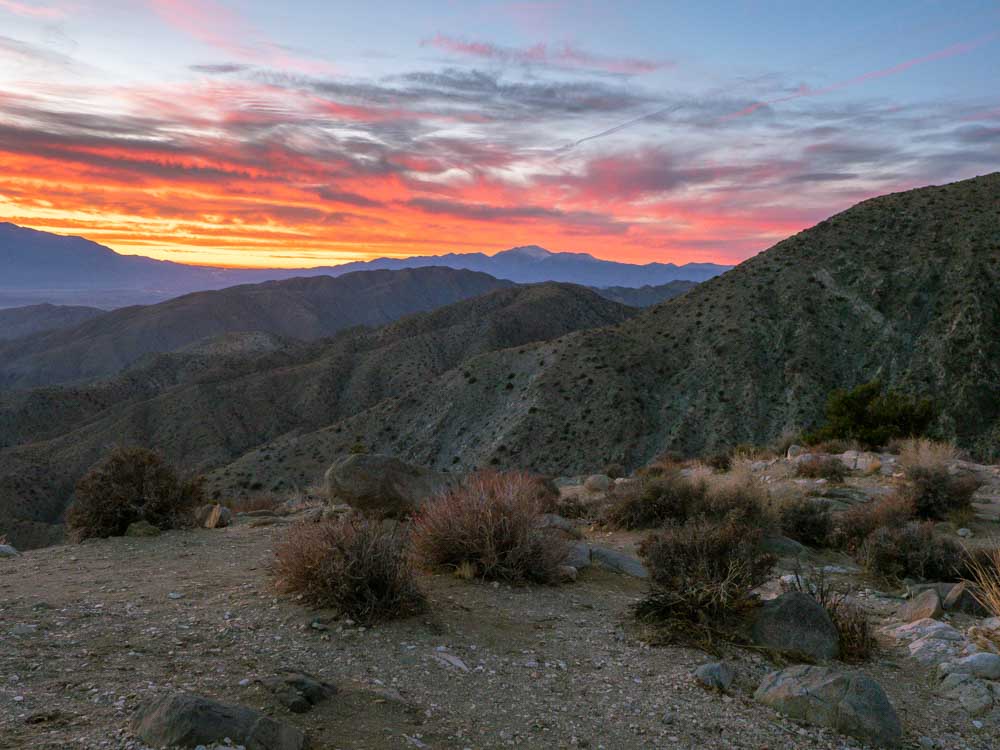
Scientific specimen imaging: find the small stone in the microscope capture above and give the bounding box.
[956,527,972,538]
[556,565,578,583]
[168,592,184,600]
[693,662,735,692]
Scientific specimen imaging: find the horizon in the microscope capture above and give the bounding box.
[1,1,998,268]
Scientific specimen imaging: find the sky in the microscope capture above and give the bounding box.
[0,1,998,268]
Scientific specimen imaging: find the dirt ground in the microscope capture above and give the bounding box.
[1,513,998,750]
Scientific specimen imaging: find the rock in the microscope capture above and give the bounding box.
[538,514,582,539]
[324,453,455,517]
[957,527,972,538]
[0,543,20,558]
[588,546,648,579]
[759,535,807,557]
[693,662,735,691]
[564,542,592,570]
[908,582,957,601]
[786,444,807,459]
[259,672,336,714]
[946,678,994,716]
[751,592,840,662]
[941,653,1000,681]
[556,565,578,583]
[943,581,990,616]
[130,692,307,750]
[583,474,611,493]
[196,504,232,529]
[755,665,902,747]
[888,618,964,665]
[898,589,942,622]
[125,520,161,538]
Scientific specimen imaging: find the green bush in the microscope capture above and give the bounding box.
[779,498,834,548]
[804,379,936,449]
[67,447,203,541]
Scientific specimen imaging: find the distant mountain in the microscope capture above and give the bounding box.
[0,267,513,390]
[593,281,698,307]
[0,283,637,549]
[0,304,105,341]
[0,223,730,306]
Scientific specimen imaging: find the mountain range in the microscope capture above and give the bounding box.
[0,222,730,308]
[1,172,997,551]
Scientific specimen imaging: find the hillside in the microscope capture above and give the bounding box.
[0,268,513,390]
[594,280,698,307]
[0,304,105,340]
[1,223,729,307]
[210,173,1000,489]
[0,284,636,548]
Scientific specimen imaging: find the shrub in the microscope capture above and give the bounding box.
[273,516,425,624]
[964,547,1000,617]
[894,439,979,520]
[67,447,203,541]
[859,522,965,581]
[636,520,775,630]
[833,495,915,552]
[795,456,847,482]
[783,569,875,661]
[412,471,568,584]
[603,472,707,530]
[778,497,834,547]
[804,379,936,449]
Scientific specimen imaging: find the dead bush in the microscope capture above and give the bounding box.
[898,467,979,521]
[964,547,1000,617]
[778,497,833,548]
[795,456,848,482]
[636,520,775,632]
[272,516,425,624]
[412,471,568,584]
[859,521,965,581]
[603,472,707,530]
[833,494,915,552]
[66,447,203,541]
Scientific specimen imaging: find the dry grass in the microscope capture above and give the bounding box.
[897,438,959,470]
[795,456,848,482]
[412,471,568,584]
[272,515,426,624]
[964,547,1000,617]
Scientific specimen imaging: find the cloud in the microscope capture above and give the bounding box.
[0,34,76,68]
[0,0,65,18]
[190,63,253,74]
[423,34,671,76]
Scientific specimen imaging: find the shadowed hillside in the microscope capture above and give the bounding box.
[0,304,105,340]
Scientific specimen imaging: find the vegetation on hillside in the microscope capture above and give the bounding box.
[803,380,936,449]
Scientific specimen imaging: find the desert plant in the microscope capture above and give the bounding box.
[782,567,876,661]
[603,472,707,530]
[893,439,979,520]
[804,379,936,449]
[272,515,425,624]
[636,520,775,631]
[66,447,203,541]
[795,456,848,482]
[833,494,915,552]
[778,497,834,548]
[412,471,568,584]
[964,547,1000,617]
[859,521,965,581]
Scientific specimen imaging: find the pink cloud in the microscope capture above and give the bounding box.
[0,0,65,18]
[423,34,670,75]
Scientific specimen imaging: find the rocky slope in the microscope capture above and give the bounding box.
[0,303,105,340]
[0,284,635,548]
[0,268,513,390]
[241,173,998,480]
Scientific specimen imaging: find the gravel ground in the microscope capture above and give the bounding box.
[0,517,997,750]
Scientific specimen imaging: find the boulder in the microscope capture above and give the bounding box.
[0,543,20,558]
[755,665,902,747]
[125,520,161,538]
[898,589,942,623]
[325,453,455,517]
[943,581,990,616]
[887,618,964,666]
[564,542,592,570]
[259,672,337,714]
[196,504,232,529]
[130,692,307,750]
[583,474,611,493]
[588,545,648,578]
[941,653,1000,681]
[760,535,807,558]
[694,662,735,691]
[751,592,840,661]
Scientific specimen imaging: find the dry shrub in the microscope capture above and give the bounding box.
[795,456,848,482]
[834,494,915,552]
[636,520,775,631]
[859,521,965,581]
[897,438,959,469]
[412,471,568,584]
[964,547,1000,617]
[603,472,707,530]
[778,497,833,548]
[702,471,775,529]
[272,516,425,624]
[783,568,876,661]
[67,447,203,541]
[898,468,979,521]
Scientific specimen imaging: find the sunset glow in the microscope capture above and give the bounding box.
[1,1,998,267]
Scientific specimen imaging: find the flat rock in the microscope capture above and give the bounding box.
[751,592,840,662]
[588,545,648,579]
[130,691,307,750]
[898,589,942,622]
[755,665,901,747]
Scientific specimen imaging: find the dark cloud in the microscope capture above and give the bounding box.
[189,63,253,74]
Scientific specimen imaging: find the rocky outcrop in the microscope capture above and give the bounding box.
[755,666,902,747]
